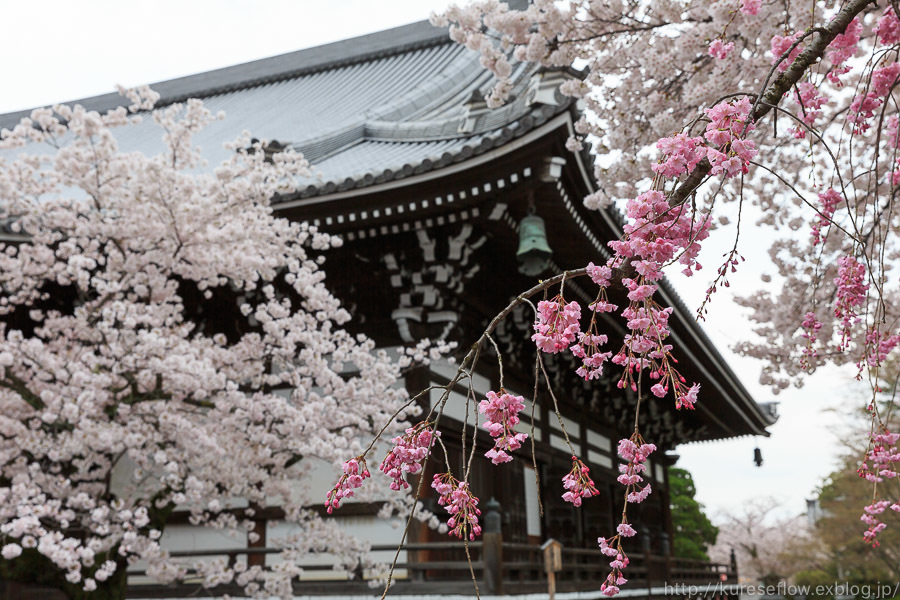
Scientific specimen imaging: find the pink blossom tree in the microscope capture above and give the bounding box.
[330,1,900,597]
[0,88,443,599]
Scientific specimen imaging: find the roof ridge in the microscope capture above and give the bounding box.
[0,19,452,131]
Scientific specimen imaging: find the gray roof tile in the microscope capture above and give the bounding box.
[0,7,568,198]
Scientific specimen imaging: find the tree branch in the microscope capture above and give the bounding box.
[670,0,877,205]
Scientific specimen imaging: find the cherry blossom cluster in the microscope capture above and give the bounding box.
[862,328,900,369]
[609,289,699,411]
[740,0,761,15]
[478,390,528,464]
[860,500,897,547]
[833,256,868,350]
[810,189,841,246]
[770,32,804,73]
[325,457,371,514]
[799,312,823,370]
[572,327,613,381]
[379,422,438,491]
[857,428,899,546]
[652,133,706,179]
[562,264,615,380]
[877,8,900,45]
[848,93,884,134]
[704,98,758,178]
[432,473,482,540]
[610,190,711,280]
[824,17,861,83]
[595,432,656,597]
[597,533,629,597]
[859,430,900,484]
[708,39,735,61]
[0,87,431,598]
[435,1,900,594]
[532,295,582,353]
[846,57,898,133]
[790,82,828,138]
[561,456,598,507]
[617,436,657,504]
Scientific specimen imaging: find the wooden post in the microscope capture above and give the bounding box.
[248,502,266,568]
[542,538,562,600]
[641,530,652,598]
[661,531,672,586]
[483,498,504,594]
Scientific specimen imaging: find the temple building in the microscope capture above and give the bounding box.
[0,11,776,600]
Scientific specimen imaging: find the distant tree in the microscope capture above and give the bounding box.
[710,499,816,585]
[669,467,717,561]
[796,415,900,589]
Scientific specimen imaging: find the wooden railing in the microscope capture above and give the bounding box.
[127,539,737,597]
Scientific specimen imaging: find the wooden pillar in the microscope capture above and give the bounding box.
[248,503,266,568]
[482,498,504,594]
[406,365,432,579]
[661,455,676,583]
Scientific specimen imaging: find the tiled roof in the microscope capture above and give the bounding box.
[0,1,563,199]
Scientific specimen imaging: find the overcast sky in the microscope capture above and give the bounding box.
[0,0,854,523]
[0,0,454,113]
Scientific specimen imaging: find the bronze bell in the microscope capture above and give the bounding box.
[516,214,552,276]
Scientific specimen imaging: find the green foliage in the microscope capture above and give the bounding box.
[669,466,718,560]
[812,453,899,585]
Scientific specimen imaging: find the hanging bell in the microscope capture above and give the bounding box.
[516,214,553,276]
[753,447,763,467]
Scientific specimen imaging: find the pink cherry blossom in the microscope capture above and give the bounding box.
[811,189,841,246]
[740,0,761,15]
[833,256,868,349]
[652,133,706,179]
[771,32,804,72]
[479,390,528,464]
[708,39,735,60]
[325,457,371,513]
[432,473,482,540]
[562,456,598,507]
[431,1,899,595]
[799,311,823,369]
[586,262,613,287]
[380,422,438,491]
[872,62,900,97]
[826,17,862,75]
[876,8,900,45]
[532,295,582,353]
[848,93,883,133]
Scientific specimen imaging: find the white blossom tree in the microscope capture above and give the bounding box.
[0,88,442,599]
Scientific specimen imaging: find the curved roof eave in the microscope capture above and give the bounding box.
[560,116,776,436]
[281,108,775,438]
[274,108,573,211]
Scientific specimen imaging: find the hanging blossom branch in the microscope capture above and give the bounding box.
[325,2,900,597]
